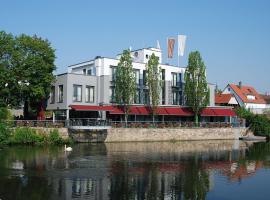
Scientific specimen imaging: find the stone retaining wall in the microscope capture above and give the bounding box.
[104,127,248,142]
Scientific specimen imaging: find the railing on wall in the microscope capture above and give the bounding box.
[3,119,245,129]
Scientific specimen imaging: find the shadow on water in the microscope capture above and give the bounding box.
[0,140,270,200]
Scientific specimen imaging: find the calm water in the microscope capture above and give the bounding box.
[0,141,270,200]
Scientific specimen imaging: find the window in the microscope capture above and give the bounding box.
[172,90,178,105]
[86,86,94,103]
[111,66,117,81]
[161,69,165,80]
[58,85,63,103]
[87,69,92,75]
[247,95,255,100]
[172,73,177,87]
[143,89,149,104]
[134,89,140,104]
[73,85,82,102]
[143,70,146,85]
[50,86,55,104]
[83,69,86,75]
[110,87,115,103]
[162,87,165,105]
[134,69,140,85]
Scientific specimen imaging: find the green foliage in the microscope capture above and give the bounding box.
[5,127,72,145]
[0,30,56,117]
[145,53,162,116]
[236,107,270,136]
[0,107,8,120]
[48,129,64,145]
[11,128,43,145]
[0,122,9,144]
[115,49,136,124]
[184,51,209,124]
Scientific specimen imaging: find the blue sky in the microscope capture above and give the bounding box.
[1,0,269,92]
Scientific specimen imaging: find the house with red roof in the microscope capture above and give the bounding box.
[215,93,239,107]
[222,82,267,114]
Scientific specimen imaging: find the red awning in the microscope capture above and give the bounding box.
[130,107,141,115]
[69,105,114,111]
[109,106,124,114]
[156,107,168,115]
[165,107,194,116]
[201,108,236,117]
[213,108,237,117]
[136,106,150,115]
[108,106,236,117]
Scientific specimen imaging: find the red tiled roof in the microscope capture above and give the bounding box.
[215,94,233,104]
[229,84,266,104]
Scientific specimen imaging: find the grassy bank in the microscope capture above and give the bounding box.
[236,107,270,137]
[0,122,72,146]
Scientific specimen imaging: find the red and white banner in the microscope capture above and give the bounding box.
[167,38,175,58]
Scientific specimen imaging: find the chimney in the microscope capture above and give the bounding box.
[238,81,242,89]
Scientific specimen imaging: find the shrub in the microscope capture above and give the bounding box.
[48,129,64,145]
[236,107,270,137]
[0,122,10,144]
[11,128,43,145]
[0,107,8,120]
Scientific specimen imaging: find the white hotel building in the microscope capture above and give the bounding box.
[47,47,235,122]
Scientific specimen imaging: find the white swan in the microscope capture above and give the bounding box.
[64,144,72,152]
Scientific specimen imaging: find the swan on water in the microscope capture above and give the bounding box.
[64,144,72,152]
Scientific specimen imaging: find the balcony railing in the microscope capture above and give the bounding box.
[3,120,244,129]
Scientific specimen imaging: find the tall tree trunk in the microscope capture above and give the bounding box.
[124,112,128,127]
[195,113,199,127]
[37,100,45,120]
[23,100,29,120]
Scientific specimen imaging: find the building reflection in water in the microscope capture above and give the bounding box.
[0,141,269,200]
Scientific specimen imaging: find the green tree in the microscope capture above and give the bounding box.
[0,31,56,119]
[0,31,18,107]
[15,34,56,119]
[115,50,136,125]
[145,53,162,122]
[184,51,209,125]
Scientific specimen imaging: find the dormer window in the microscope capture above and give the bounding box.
[247,95,255,100]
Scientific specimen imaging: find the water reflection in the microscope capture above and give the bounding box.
[0,141,270,200]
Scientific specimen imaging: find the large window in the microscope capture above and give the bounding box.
[134,89,140,104]
[143,70,146,85]
[110,87,115,103]
[86,86,94,103]
[50,86,55,104]
[172,73,177,87]
[73,85,82,102]
[111,66,117,81]
[172,90,179,105]
[134,69,140,85]
[58,85,63,103]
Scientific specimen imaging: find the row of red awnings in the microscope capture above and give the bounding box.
[69,105,237,117]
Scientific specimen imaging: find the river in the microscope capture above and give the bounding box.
[0,140,270,200]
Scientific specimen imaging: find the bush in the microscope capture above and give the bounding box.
[11,128,43,145]
[48,129,64,145]
[0,107,9,120]
[236,107,270,137]
[0,122,10,144]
